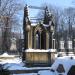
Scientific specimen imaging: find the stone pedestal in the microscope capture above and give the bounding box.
[22,49,56,66]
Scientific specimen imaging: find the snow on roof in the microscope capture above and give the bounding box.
[31,23,37,26]
[43,24,50,27]
[25,49,56,52]
[51,56,75,74]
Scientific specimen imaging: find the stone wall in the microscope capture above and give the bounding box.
[23,51,56,66]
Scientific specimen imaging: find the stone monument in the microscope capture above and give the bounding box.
[22,5,56,66]
[10,38,17,51]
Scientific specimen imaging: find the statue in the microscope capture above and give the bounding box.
[10,38,17,51]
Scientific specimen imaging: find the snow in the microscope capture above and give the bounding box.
[0,53,51,70]
[43,24,50,27]
[31,23,37,26]
[38,70,55,75]
[0,52,16,58]
[1,52,9,56]
[25,49,56,52]
[0,52,75,75]
[13,73,37,75]
[0,57,22,64]
[4,63,25,70]
[38,56,75,75]
[0,52,21,64]
[4,63,51,70]
[51,56,75,75]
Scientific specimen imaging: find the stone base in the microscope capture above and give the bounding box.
[22,49,56,66]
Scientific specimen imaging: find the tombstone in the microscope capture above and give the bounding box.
[67,65,75,75]
[10,38,17,51]
[56,64,65,73]
[59,40,65,52]
[67,40,73,52]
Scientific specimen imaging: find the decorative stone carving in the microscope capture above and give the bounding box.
[56,64,65,73]
[26,25,31,31]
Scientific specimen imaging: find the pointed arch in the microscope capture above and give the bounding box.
[34,25,42,49]
[41,31,46,49]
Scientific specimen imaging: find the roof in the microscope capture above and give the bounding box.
[51,56,75,75]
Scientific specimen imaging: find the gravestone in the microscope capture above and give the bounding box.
[59,40,65,52]
[56,64,65,73]
[67,40,72,52]
[67,65,75,75]
[10,38,17,51]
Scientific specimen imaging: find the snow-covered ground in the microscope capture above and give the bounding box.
[0,52,21,64]
[13,73,37,75]
[38,70,55,75]
[0,52,75,75]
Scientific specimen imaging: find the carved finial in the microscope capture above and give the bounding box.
[24,4,28,17]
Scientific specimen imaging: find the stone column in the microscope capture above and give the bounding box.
[28,29,32,48]
[46,32,49,49]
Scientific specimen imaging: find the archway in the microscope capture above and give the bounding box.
[41,31,46,49]
[35,31,40,49]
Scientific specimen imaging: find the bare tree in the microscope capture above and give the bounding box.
[0,0,24,51]
[63,7,75,38]
[36,3,62,49]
